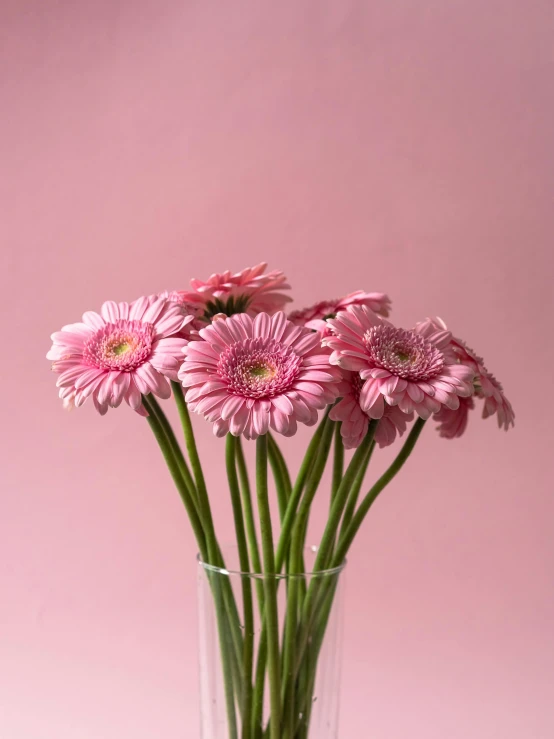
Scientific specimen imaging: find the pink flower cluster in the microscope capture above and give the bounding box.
[47,263,514,446]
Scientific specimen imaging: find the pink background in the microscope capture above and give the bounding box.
[1,1,553,737]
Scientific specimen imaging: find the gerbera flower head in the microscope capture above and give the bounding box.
[330,371,414,449]
[324,306,475,420]
[177,263,291,319]
[47,296,192,415]
[178,311,341,439]
[289,290,391,336]
[416,318,515,435]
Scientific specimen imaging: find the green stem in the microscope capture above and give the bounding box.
[333,418,427,567]
[280,418,336,738]
[226,436,254,739]
[252,412,333,735]
[145,394,200,515]
[171,382,245,715]
[295,577,339,737]
[236,439,265,613]
[215,582,239,739]
[268,433,292,498]
[268,435,289,523]
[313,421,378,574]
[275,411,332,573]
[331,422,344,504]
[339,440,375,538]
[143,396,238,736]
[142,395,207,559]
[295,419,427,734]
[171,382,217,558]
[233,445,265,732]
[251,636,267,739]
[290,421,378,697]
[256,435,281,739]
[276,409,332,572]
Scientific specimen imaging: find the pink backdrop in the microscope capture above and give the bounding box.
[1,1,553,737]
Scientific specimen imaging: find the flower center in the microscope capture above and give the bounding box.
[218,338,302,399]
[83,320,155,371]
[113,342,131,356]
[363,325,444,381]
[248,363,276,379]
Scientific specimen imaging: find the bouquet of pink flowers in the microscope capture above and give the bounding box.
[47,263,514,739]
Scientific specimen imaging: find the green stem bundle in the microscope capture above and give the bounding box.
[144,386,427,739]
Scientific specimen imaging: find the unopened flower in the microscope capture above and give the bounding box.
[177,263,291,319]
[178,311,341,439]
[325,306,474,420]
[330,371,414,448]
[47,296,191,415]
[289,291,391,336]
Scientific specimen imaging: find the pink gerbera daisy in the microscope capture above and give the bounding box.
[289,290,391,336]
[330,371,414,449]
[324,306,475,420]
[47,296,192,415]
[177,263,291,319]
[416,317,515,435]
[178,312,341,439]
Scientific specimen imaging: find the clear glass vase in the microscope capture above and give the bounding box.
[197,546,346,739]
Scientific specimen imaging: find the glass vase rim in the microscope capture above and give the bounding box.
[197,547,347,580]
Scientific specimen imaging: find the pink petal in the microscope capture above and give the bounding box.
[118,302,130,320]
[292,333,321,356]
[252,406,270,436]
[179,371,214,387]
[221,395,245,421]
[74,368,105,390]
[125,380,143,410]
[154,312,187,339]
[128,296,149,321]
[270,312,287,341]
[295,381,327,398]
[214,419,230,438]
[50,331,87,350]
[271,395,294,415]
[253,312,271,338]
[298,369,337,383]
[370,368,392,379]
[407,383,424,403]
[142,297,167,325]
[93,395,109,415]
[97,373,118,405]
[336,355,369,372]
[229,404,250,436]
[381,376,400,395]
[101,301,121,324]
[359,379,382,414]
[82,311,105,330]
[301,354,333,368]
[110,372,131,407]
